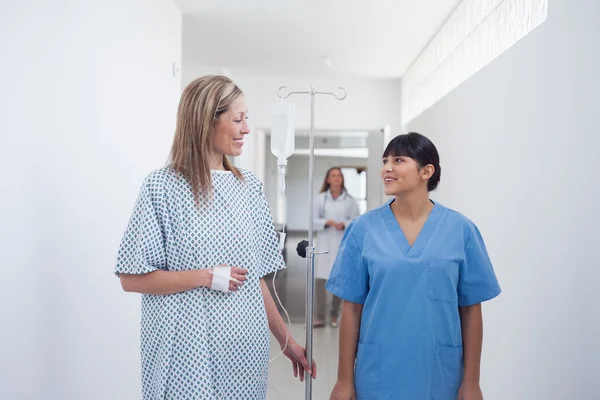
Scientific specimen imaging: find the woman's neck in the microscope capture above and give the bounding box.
[210,153,225,170]
[330,187,342,198]
[391,190,432,222]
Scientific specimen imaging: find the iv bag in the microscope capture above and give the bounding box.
[270,101,296,166]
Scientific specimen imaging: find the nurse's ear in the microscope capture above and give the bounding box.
[419,164,435,182]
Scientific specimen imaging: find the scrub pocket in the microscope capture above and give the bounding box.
[427,260,459,302]
[432,344,463,400]
[354,343,379,399]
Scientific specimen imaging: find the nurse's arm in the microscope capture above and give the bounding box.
[459,303,483,383]
[337,301,363,383]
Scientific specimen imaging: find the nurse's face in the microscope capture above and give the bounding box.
[381,155,431,196]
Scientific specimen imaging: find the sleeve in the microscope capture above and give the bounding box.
[313,194,328,231]
[326,223,369,304]
[255,180,286,278]
[114,177,168,277]
[343,198,360,228]
[457,224,502,306]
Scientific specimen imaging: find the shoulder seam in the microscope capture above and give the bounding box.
[348,228,362,252]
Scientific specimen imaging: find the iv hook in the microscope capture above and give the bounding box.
[277,86,347,101]
[316,87,347,100]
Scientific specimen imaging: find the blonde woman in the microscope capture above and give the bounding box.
[115,75,315,399]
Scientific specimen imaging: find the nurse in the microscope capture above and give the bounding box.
[313,167,360,328]
[327,132,501,400]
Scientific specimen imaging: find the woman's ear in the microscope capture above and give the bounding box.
[421,164,435,180]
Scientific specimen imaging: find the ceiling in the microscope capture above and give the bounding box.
[176,0,460,79]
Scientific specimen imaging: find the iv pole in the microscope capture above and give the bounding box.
[277,84,347,400]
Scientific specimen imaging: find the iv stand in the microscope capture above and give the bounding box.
[277,84,347,400]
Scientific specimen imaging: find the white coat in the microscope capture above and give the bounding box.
[313,189,360,280]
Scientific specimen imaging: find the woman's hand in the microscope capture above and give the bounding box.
[326,220,338,228]
[329,380,356,400]
[326,220,346,230]
[227,266,248,291]
[457,381,483,400]
[204,265,248,291]
[282,338,317,382]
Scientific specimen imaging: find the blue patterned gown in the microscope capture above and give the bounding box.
[115,167,285,400]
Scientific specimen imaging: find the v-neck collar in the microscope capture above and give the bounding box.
[381,198,444,258]
[326,189,346,202]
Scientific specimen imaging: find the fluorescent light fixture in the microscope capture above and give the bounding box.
[293,148,369,158]
[265,130,370,138]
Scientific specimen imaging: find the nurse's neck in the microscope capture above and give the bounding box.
[330,186,342,199]
[391,190,433,222]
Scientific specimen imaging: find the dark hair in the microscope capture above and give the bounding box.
[382,132,441,191]
[319,167,347,193]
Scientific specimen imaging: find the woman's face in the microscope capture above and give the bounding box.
[381,155,431,196]
[212,95,250,157]
[327,169,344,190]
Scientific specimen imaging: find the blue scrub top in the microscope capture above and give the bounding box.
[326,200,501,400]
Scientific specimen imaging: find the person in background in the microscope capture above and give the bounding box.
[115,75,316,400]
[313,167,360,328]
[328,132,501,400]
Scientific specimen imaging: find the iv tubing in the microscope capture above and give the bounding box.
[269,164,291,364]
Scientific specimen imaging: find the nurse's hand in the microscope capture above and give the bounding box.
[326,220,340,228]
[329,380,356,400]
[457,381,483,400]
[283,339,317,382]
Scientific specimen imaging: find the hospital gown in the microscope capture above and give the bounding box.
[115,167,285,400]
[327,199,501,400]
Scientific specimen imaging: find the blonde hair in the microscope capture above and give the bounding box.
[169,75,244,203]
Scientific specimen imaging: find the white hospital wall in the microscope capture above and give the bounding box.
[406,0,599,398]
[0,1,181,399]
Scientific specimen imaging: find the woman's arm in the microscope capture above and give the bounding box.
[337,301,363,382]
[460,303,483,381]
[260,278,316,380]
[313,194,332,231]
[342,199,360,228]
[260,278,288,345]
[330,300,362,399]
[120,267,246,295]
[458,303,484,399]
[119,270,210,295]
